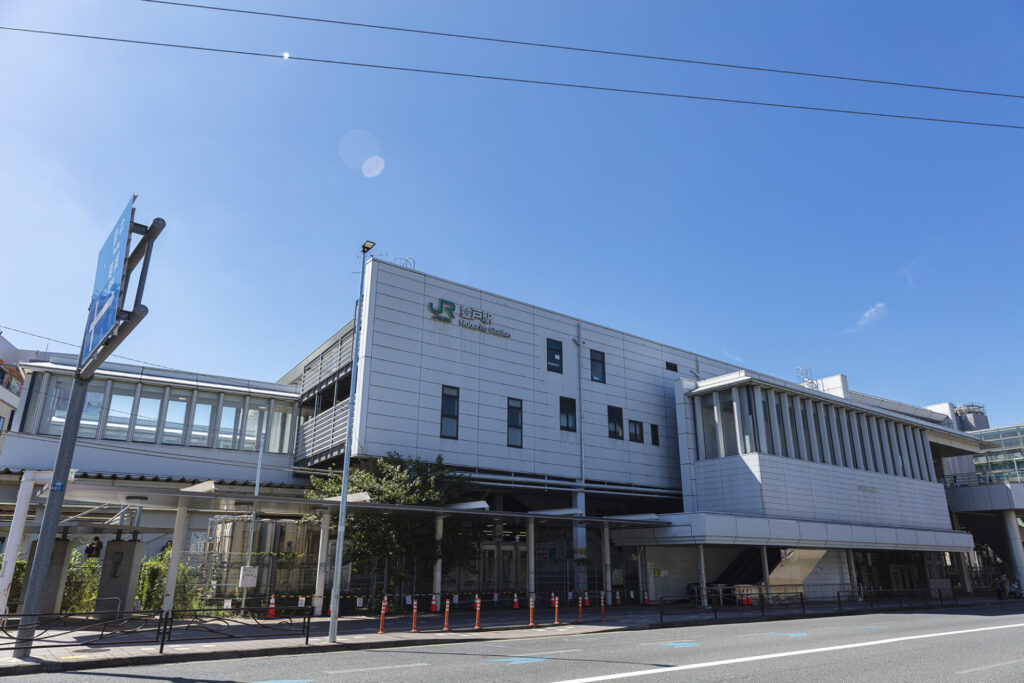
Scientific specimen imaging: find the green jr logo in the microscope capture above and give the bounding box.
[428,298,456,322]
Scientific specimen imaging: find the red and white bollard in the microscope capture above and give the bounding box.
[578,594,583,623]
[267,594,277,618]
[529,593,536,626]
[512,593,520,609]
[550,592,556,608]
[614,590,621,606]
[643,591,649,606]
[377,599,387,634]
[383,594,389,614]
[430,593,438,613]
[474,594,482,630]
[584,591,590,607]
[443,598,451,631]
[600,592,606,621]
[553,596,562,625]
[411,599,419,632]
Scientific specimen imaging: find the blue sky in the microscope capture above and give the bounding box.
[1,1,1021,425]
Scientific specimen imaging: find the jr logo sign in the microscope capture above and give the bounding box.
[428,299,456,322]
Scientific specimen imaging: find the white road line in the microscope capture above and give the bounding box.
[324,663,429,674]
[551,622,1024,683]
[957,657,1024,675]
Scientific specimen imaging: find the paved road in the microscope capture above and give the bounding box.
[11,604,1024,682]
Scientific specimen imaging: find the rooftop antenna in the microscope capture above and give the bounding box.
[796,366,818,391]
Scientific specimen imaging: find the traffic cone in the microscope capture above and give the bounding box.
[512,593,520,609]
[267,594,277,618]
[550,592,556,608]
[643,591,649,606]
[614,590,621,606]
[584,592,590,607]
[430,593,438,613]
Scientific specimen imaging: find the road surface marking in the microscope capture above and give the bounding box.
[551,621,1024,682]
[324,663,428,674]
[491,657,547,665]
[657,642,699,648]
[957,657,1024,674]
[515,649,582,656]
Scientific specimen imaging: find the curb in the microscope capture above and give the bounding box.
[0,600,1008,676]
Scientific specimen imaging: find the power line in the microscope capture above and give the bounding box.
[135,0,1024,101]
[0,323,179,371]
[3,25,1023,131]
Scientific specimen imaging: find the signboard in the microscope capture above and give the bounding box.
[426,297,511,338]
[81,198,133,365]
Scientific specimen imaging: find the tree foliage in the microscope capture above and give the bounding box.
[61,551,101,613]
[306,453,481,593]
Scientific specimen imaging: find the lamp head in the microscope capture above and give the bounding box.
[361,240,375,253]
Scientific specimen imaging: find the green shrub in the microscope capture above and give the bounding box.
[61,550,101,613]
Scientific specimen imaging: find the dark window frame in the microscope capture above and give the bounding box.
[608,406,624,439]
[547,339,563,373]
[559,396,576,432]
[665,361,678,372]
[507,397,523,448]
[629,419,644,443]
[441,385,459,439]
[590,349,606,383]
[651,423,660,446]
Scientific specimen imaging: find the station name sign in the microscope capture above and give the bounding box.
[427,298,511,338]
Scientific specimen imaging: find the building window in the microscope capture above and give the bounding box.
[0,416,4,431]
[441,385,459,439]
[243,398,270,451]
[217,395,245,449]
[651,424,660,446]
[559,396,576,432]
[665,361,678,372]
[608,406,623,439]
[42,376,74,436]
[103,382,137,441]
[132,386,164,443]
[78,381,106,439]
[629,420,644,443]
[547,339,563,373]
[189,392,218,447]
[162,389,191,445]
[269,401,294,454]
[590,350,605,383]
[507,398,523,448]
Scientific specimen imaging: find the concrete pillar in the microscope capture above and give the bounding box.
[527,518,536,598]
[97,539,145,616]
[766,390,782,457]
[1002,511,1024,582]
[26,537,72,613]
[697,544,708,607]
[313,510,330,616]
[792,398,810,462]
[601,522,612,602]
[949,514,973,593]
[432,515,444,603]
[693,395,706,460]
[0,474,38,615]
[780,393,797,460]
[711,391,727,458]
[760,546,771,602]
[573,490,587,593]
[868,416,886,474]
[814,403,832,465]
[730,388,745,454]
[846,548,860,599]
[162,501,189,610]
[753,386,768,453]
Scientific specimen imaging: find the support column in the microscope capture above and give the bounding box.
[792,396,809,461]
[432,515,444,605]
[780,393,797,460]
[527,518,536,599]
[697,544,708,607]
[712,392,727,458]
[766,390,782,457]
[869,416,886,474]
[573,491,587,593]
[814,402,831,465]
[730,388,745,454]
[601,522,612,603]
[1002,511,1024,582]
[760,546,771,603]
[950,514,973,593]
[162,500,189,611]
[0,474,39,615]
[313,510,330,616]
[753,386,768,453]
[846,548,860,599]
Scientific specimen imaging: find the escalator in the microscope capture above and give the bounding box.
[712,547,782,586]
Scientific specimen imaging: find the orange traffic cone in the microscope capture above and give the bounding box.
[614,590,621,606]
[584,592,590,607]
[430,593,439,613]
[267,594,277,618]
[512,593,520,609]
[643,591,649,606]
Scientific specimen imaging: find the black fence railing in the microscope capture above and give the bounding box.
[0,604,313,656]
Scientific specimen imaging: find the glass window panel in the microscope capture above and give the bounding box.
[269,401,294,454]
[701,396,719,458]
[243,398,270,451]
[651,423,660,446]
[608,406,624,440]
[103,382,137,441]
[132,386,164,443]
[77,381,106,439]
[218,395,245,449]
[190,392,218,447]
[162,389,191,445]
[559,396,576,432]
[629,420,644,443]
[42,376,74,436]
[721,392,739,456]
[547,339,563,373]
[590,350,605,383]
[441,386,459,439]
[507,398,522,448]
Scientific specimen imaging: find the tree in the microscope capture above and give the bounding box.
[306,453,482,595]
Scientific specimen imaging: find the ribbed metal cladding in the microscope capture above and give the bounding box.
[300,334,353,396]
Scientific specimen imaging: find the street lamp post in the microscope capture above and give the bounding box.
[328,240,374,643]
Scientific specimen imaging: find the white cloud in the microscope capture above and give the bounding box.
[844,302,887,334]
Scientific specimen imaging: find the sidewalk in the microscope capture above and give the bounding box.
[0,597,1008,676]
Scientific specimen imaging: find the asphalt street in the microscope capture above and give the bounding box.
[11,604,1024,682]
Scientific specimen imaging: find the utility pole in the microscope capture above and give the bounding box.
[14,198,164,657]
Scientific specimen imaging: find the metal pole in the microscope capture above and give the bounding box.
[0,473,39,616]
[329,243,373,643]
[241,434,266,609]
[14,372,87,657]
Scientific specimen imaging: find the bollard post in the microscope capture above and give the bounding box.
[474,595,481,630]
[443,598,451,631]
[529,593,536,626]
[600,592,606,621]
[411,599,419,633]
[377,600,387,634]
[553,596,561,625]
[578,594,583,623]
